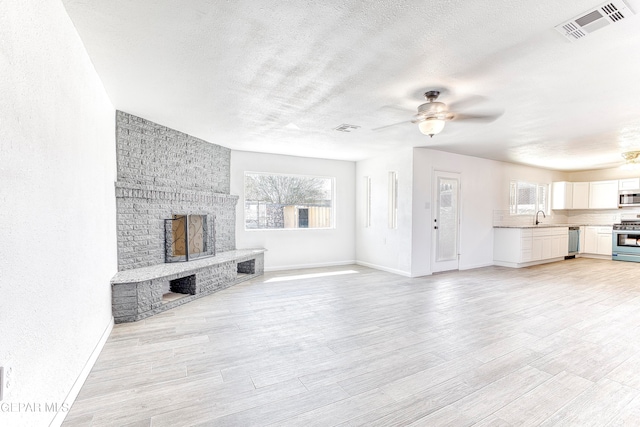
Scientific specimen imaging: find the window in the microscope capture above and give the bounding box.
[510,180,548,215]
[244,172,334,230]
[388,171,398,229]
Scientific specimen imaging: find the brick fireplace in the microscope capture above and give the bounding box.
[111,111,264,323]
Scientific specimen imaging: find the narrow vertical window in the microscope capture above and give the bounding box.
[388,171,398,229]
[364,176,372,227]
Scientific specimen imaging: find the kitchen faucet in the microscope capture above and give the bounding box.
[535,210,546,225]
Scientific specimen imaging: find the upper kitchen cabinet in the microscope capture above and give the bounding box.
[589,180,618,209]
[552,181,573,210]
[552,180,620,210]
[572,182,590,209]
[619,178,640,190]
[551,181,589,209]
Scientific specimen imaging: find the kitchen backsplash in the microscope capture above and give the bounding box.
[563,210,620,225]
[493,211,536,226]
[492,209,640,226]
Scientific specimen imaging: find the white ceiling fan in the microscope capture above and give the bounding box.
[374,90,503,137]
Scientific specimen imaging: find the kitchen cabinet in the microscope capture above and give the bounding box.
[551,232,567,258]
[572,182,590,209]
[589,180,618,209]
[619,178,640,190]
[552,179,631,210]
[494,228,532,265]
[597,233,613,255]
[494,227,568,268]
[552,182,573,210]
[583,227,598,253]
[582,226,613,256]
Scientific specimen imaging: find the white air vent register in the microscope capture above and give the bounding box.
[555,0,635,41]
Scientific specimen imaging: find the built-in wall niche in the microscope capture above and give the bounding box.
[162,274,196,304]
[237,259,255,276]
[164,214,216,262]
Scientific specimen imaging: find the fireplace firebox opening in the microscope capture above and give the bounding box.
[164,214,215,263]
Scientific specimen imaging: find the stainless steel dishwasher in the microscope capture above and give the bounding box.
[567,226,580,257]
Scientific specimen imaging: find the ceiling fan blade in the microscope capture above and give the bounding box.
[450,111,503,123]
[378,104,415,114]
[372,120,412,131]
[448,95,487,111]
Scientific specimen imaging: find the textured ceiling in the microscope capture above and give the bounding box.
[61,0,640,170]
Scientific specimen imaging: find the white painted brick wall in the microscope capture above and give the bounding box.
[115,111,236,270]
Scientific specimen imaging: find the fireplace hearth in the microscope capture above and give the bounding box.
[113,111,265,323]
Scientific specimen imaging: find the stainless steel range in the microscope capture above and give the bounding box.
[612,214,640,262]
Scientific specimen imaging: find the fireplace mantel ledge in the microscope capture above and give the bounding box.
[111,248,266,284]
[114,181,238,202]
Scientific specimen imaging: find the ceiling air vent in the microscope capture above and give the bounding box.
[555,0,635,41]
[334,124,360,132]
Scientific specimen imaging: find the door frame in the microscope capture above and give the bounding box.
[431,170,461,273]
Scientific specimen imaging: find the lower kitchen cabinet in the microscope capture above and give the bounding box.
[494,227,568,268]
[582,226,612,257]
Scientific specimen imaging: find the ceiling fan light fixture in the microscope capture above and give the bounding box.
[621,151,640,170]
[418,118,446,137]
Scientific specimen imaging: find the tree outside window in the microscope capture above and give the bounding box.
[244,172,334,230]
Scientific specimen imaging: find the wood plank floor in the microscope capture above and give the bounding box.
[63,258,640,426]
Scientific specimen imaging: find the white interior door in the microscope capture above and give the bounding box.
[432,171,460,272]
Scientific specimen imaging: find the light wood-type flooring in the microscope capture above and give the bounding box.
[63,258,640,426]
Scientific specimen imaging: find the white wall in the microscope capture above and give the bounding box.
[358,147,563,277]
[0,2,117,426]
[231,151,355,271]
[410,149,504,275]
[355,148,414,276]
[567,167,640,182]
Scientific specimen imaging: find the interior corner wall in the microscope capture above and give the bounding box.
[230,151,356,271]
[356,147,564,278]
[0,2,117,426]
[411,148,564,276]
[355,148,414,276]
[410,149,503,275]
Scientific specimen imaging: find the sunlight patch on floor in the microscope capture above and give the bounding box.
[265,269,359,283]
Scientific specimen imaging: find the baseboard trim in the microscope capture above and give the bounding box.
[264,260,356,272]
[493,257,565,268]
[577,254,612,260]
[355,261,412,277]
[460,262,495,271]
[50,316,114,427]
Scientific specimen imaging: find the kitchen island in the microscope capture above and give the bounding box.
[494,226,569,268]
[494,224,613,268]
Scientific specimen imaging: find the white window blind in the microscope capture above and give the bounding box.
[510,181,548,215]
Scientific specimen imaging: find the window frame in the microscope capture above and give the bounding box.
[243,171,336,231]
[364,176,372,228]
[509,180,549,216]
[388,171,398,229]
